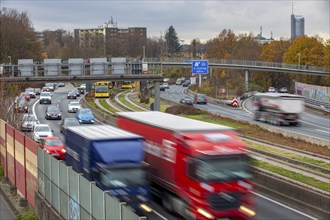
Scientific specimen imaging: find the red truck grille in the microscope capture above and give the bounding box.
[208,192,241,210]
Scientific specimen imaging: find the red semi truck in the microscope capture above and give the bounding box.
[116,111,255,220]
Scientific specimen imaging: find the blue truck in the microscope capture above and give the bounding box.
[65,124,150,212]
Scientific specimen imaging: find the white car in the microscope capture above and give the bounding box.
[39,92,52,104]
[32,124,53,142]
[68,101,81,113]
[161,83,169,89]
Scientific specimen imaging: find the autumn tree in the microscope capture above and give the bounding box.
[283,36,326,85]
[165,25,182,56]
[0,8,43,63]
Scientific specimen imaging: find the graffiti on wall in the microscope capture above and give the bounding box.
[295,82,330,103]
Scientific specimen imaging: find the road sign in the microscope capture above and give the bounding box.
[192,60,208,74]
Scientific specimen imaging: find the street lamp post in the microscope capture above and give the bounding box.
[297,53,301,69]
[142,46,145,62]
[8,56,12,76]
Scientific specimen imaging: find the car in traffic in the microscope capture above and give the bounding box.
[162,83,169,89]
[58,82,65,87]
[67,101,81,113]
[25,88,36,98]
[20,92,30,101]
[34,88,41,95]
[32,124,53,142]
[15,98,29,113]
[279,87,288,93]
[39,92,52,104]
[194,93,208,104]
[60,117,80,134]
[45,105,62,120]
[182,80,190,87]
[268,87,277,93]
[180,97,194,105]
[67,91,77,99]
[39,136,66,160]
[21,114,39,132]
[76,108,94,124]
[160,84,166,91]
[72,88,80,97]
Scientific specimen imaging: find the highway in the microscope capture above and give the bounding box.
[29,83,320,220]
[160,85,330,142]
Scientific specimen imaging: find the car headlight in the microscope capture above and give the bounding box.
[61,149,66,153]
[58,113,62,116]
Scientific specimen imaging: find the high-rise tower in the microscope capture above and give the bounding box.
[291,5,305,40]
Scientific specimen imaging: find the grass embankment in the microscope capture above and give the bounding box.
[246,141,330,169]
[117,91,146,112]
[98,98,117,114]
[251,160,330,192]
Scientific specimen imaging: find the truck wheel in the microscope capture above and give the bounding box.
[162,192,173,212]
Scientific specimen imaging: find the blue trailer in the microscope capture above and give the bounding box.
[65,125,150,211]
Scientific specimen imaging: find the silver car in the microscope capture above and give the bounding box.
[21,114,39,132]
[68,101,81,113]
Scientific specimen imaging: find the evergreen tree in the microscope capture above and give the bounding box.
[164,25,182,56]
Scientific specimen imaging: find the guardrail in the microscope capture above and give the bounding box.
[305,98,330,112]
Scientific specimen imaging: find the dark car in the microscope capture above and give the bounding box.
[60,117,80,134]
[194,93,208,104]
[180,97,193,105]
[67,91,77,99]
[160,84,166,91]
[182,80,190,87]
[72,88,80,97]
[15,99,29,113]
[45,105,62,120]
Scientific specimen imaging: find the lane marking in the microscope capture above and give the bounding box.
[315,129,330,134]
[253,192,318,220]
[302,120,330,130]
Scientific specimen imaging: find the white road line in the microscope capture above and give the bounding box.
[302,120,330,130]
[253,192,318,220]
[151,210,168,220]
[315,129,330,134]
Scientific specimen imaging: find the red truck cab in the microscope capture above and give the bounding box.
[116,111,255,220]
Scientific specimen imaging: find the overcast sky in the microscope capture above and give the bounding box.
[2,0,329,43]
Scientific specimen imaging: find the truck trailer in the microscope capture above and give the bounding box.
[253,92,305,126]
[116,111,255,220]
[65,125,150,212]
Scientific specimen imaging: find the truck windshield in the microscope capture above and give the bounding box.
[191,156,252,182]
[100,167,146,188]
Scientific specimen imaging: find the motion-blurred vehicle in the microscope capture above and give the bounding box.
[21,114,39,131]
[15,98,29,113]
[253,92,305,126]
[60,117,80,134]
[25,88,36,98]
[39,92,52,104]
[39,136,66,160]
[67,101,81,113]
[194,93,208,104]
[67,91,77,99]
[32,124,53,142]
[45,105,62,120]
[76,108,94,124]
[179,97,193,105]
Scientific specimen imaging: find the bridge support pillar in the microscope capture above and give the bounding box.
[245,70,249,93]
[154,82,160,111]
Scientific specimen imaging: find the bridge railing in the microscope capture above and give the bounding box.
[144,57,329,73]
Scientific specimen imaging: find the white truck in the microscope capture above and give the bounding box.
[253,92,305,126]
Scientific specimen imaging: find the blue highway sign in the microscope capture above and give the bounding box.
[192,60,208,74]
